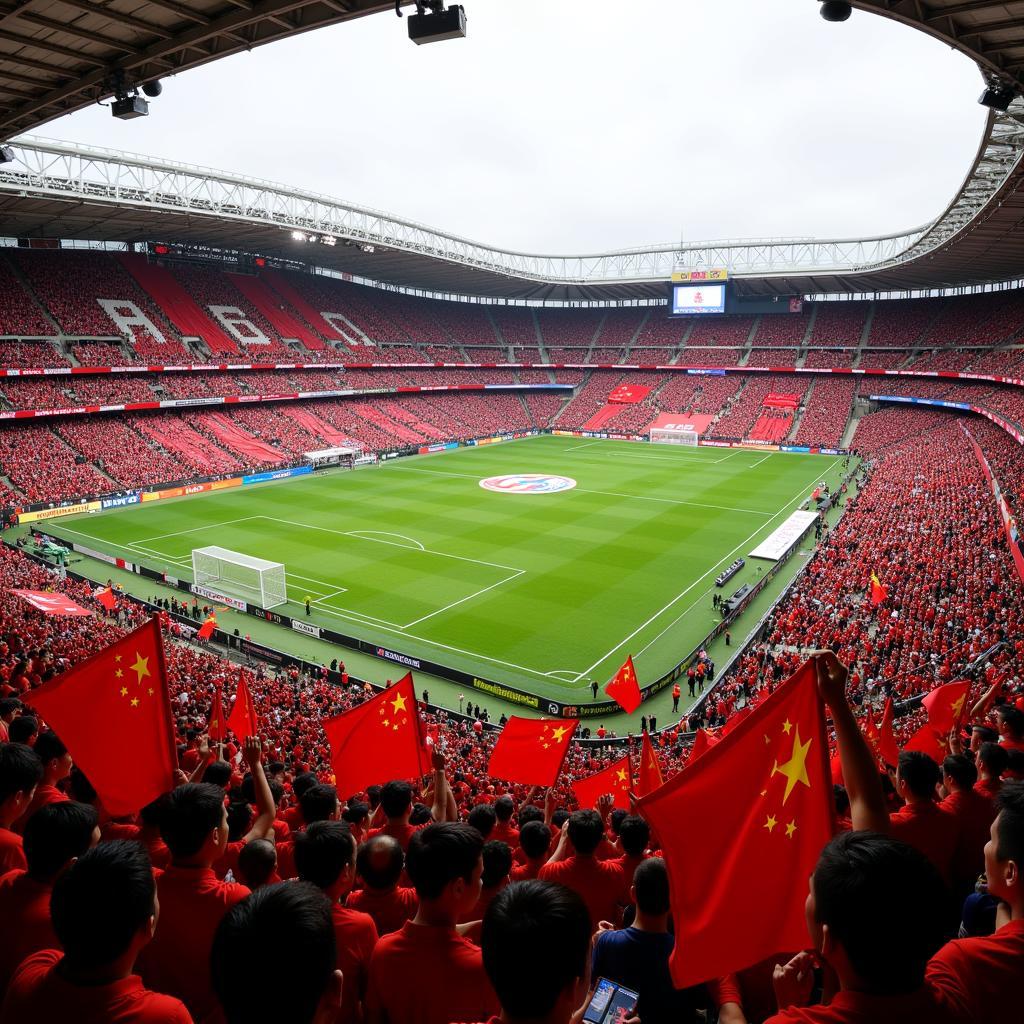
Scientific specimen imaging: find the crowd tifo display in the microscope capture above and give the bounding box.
[0,248,1022,1023]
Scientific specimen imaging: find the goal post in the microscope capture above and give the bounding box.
[650,427,698,447]
[191,546,288,609]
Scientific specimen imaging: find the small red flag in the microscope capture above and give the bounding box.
[96,586,118,612]
[636,730,664,797]
[869,573,888,607]
[226,673,259,739]
[862,708,881,757]
[197,615,217,641]
[323,674,426,799]
[922,680,971,735]
[207,687,227,742]
[639,660,834,988]
[605,655,642,714]
[23,618,177,816]
[10,590,91,617]
[487,716,578,787]
[879,698,899,767]
[688,728,720,764]
[903,722,949,761]
[572,752,632,811]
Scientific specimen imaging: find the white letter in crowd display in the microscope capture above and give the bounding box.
[207,305,270,344]
[97,299,168,343]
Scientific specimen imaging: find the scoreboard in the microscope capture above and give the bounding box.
[668,268,729,316]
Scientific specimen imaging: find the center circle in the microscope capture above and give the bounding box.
[479,474,577,494]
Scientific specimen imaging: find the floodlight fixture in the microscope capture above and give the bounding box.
[819,2,852,22]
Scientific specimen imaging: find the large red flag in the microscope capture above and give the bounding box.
[572,753,632,811]
[226,673,259,739]
[10,590,91,617]
[636,731,664,797]
[96,586,118,612]
[869,573,888,607]
[879,698,899,767]
[922,680,971,735]
[487,717,578,787]
[323,674,426,799]
[903,722,949,761]
[639,660,833,988]
[720,705,752,738]
[23,618,177,816]
[688,728,720,764]
[197,615,217,641]
[604,656,642,714]
[207,687,227,742]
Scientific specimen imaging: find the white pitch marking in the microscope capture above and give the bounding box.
[563,440,603,451]
[346,530,426,551]
[401,569,525,628]
[748,454,773,468]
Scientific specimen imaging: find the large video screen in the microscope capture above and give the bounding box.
[671,283,725,315]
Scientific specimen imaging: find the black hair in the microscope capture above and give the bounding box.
[409,802,432,826]
[518,805,543,827]
[299,783,339,825]
[67,767,96,804]
[618,815,650,857]
[482,881,591,1017]
[897,751,941,799]
[467,803,497,839]
[979,742,1010,778]
[567,809,604,855]
[494,795,514,822]
[380,780,413,818]
[204,761,233,789]
[32,729,67,765]
[942,754,978,790]
[481,840,512,888]
[342,802,369,827]
[23,801,97,880]
[995,780,1024,867]
[0,742,42,804]
[551,808,570,830]
[139,796,166,828]
[294,820,355,891]
[1007,749,1024,777]
[212,882,336,1024]
[972,725,999,744]
[237,838,278,889]
[292,772,318,800]
[812,831,946,994]
[997,705,1024,738]
[226,801,253,842]
[357,834,405,890]
[50,841,154,967]
[160,783,225,859]
[609,808,627,835]
[7,716,38,745]
[406,822,483,901]
[833,784,851,817]
[0,698,21,718]
[518,820,552,860]
[633,856,670,915]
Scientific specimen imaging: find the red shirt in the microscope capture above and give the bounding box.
[937,788,995,889]
[346,886,418,936]
[137,865,249,1022]
[331,904,378,1024]
[510,859,544,882]
[0,871,56,996]
[764,985,963,1023]
[13,784,67,834]
[888,802,959,884]
[537,856,628,927]
[490,822,519,847]
[365,820,427,853]
[365,921,497,1024]
[0,830,25,877]
[0,950,192,1023]
[926,917,1024,1022]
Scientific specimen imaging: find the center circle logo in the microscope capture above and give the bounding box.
[479,474,577,494]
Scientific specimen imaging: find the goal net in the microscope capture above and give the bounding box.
[191,546,288,609]
[650,427,698,447]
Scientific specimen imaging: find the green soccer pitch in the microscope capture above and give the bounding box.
[42,436,847,701]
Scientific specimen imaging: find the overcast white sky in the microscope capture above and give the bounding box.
[39,0,984,254]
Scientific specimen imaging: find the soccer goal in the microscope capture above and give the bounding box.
[650,427,698,447]
[191,546,288,609]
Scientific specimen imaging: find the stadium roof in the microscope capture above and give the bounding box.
[0,1,1022,301]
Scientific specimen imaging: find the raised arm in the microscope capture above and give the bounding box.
[430,749,455,822]
[188,735,216,784]
[241,736,276,843]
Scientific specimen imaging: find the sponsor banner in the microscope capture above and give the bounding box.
[685,368,727,376]
[292,619,322,639]
[18,500,100,524]
[375,646,421,670]
[242,639,283,664]
[738,442,780,451]
[870,395,971,412]
[749,510,819,561]
[209,477,244,491]
[820,448,843,456]
[419,442,460,455]
[780,445,810,454]
[242,465,313,486]
[71,542,118,567]
[100,493,141,509]
[471,677,541,710]
[671,268,728,282]
[190,583,248,612]
[699,439,733,448]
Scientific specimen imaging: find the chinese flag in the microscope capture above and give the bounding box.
[869,573,888,607]
[10,590,91,617]
[226,673,259,739]
[96,586,118,612]
[487,716,578,787]
[207,687,227,742]
[922,680,971,734]
[639,660,833,988]
[688,728,720,764]
[636,730,664,797]
[879,698,899,767]
[197,615,217,640]
[323,674,426,799]
[605,656,641,714]
[903,722,949,761]
[23,618,177,816]
[862,709,881,758]
[720,706,751,738]
[573,753,632,811]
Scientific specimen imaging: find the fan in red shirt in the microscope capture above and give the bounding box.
[13,731,70,834]
[888,751,959,886]
[294,821,378,1024]
[614,815,652,880]
[0,841,192,1024]
[277,783,343,880]
[348,835,418,936]
[926,780,1024,1022]
[0,801,98,996]
[460,840,511,924]
[0,742,41,875]
[938,754,997,899]
[489,795,519,848]
[537,809,629,929]
[365,778,446,852]
[366,822,498,1024]
[995,705,1024,752]
[510,821,552,882]
[975,742,1008,806]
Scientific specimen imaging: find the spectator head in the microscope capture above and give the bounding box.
[33,729,71,781]
[1007,750,1024,782]
[467,803,497,839]
[494,795,514,823]
[480,840,512,889]
[50,841,156,971]
[986,781,1024,913]
[292,771,318,803]
[807,831,945,994]
[356,834,405,891]
[610,808,628,836]
[226,800,253,842]
[0,698,21,724]
[379,780,413,820]
[406,822,483,915]
[212,882,341,1024]
[161,783,228,863]
[366,784,382,810]
[567,809,604,856]
[979,741,1010,780]
[0,742,42,823]
[518,804,543,827]
[409,802,432,826]
[204,760,233,790]
[342,801,369,831]
[896,751,941,801]
[632,856,671,917]
[8,715,38,746]
[618,815,650,857]
[942,754,978,792]
[518,820,552,861]
[996,706,1024,742]
[481,881,592,1020]
[294,821,357,897]
[551,808,570,831]
[237,838,278,890]
[299,783,340,825]
[970,724,999,753]
[23,801,99,882]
